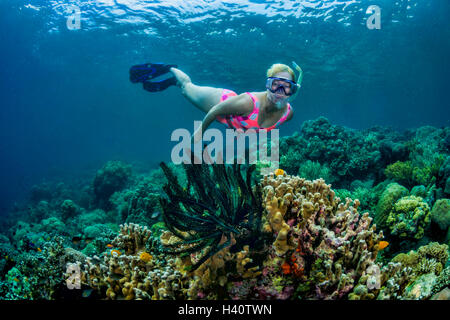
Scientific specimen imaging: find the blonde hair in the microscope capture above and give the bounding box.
[266,63,296,82]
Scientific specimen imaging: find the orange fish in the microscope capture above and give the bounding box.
[106,244,114,248]
[274,168,285,176]
[13,278,19,282]
[110,249,122,257]
[281,262,291,275]
[37,247,42,252]
[378,241,389,250]
[139,252,152,263]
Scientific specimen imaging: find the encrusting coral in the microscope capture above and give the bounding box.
[386,196,431,240]
[374,182,409,230]
[92,161,132,209]
[431,199,450,232]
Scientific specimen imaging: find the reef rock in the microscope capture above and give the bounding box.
[431,199,450,231]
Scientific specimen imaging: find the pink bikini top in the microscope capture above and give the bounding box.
[225,92,291,131]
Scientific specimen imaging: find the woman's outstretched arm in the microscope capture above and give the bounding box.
[193,93,253,141]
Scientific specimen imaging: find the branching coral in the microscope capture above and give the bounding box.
[385,161,414,187]
[297,160,335,184]
[385,158,444,188]
[258,172,385,300]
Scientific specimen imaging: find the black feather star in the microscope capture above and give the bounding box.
[158,161,263,271]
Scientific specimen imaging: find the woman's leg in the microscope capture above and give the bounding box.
[170,67,223,113]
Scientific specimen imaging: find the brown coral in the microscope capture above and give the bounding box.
[259,173,385,299]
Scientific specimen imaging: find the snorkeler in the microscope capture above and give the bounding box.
[129,62,303,139]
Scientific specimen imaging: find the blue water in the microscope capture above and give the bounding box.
[0,0,449,211]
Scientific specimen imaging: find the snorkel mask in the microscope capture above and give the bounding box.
[266,61,303,106]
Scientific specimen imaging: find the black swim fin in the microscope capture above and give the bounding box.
[129,62,177,83]
[143,77,178,92]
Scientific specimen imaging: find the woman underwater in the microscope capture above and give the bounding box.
[129,62,303,141]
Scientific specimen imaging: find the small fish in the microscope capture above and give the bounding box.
[106,244,114,248]
[72,236,82,244]
[85,237,94,244]
[378,241,389,250]
[27,241,37,249]
[110,249,121,257]
[37,247,42,253]
[281,262,291,275]
[151,211,161,219]
[274,168,285,176]
[110,273,122,281]
[82,288,93,298]
[139,252,152,263]
[13,278,19,282]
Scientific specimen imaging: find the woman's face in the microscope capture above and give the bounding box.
[267,71,293,108]
[271,71,294,92]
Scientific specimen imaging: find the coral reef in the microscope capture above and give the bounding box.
[431,199,450,232]
[1,118,450,301]
[384,161,414,187]
[386,196,431,240]
[258,172,386,299]
[296,160,335,185]
[438,156,450,196]
[110,177,161,226]
[374,183,409,230]
[66,223,156,300]
[0,236,68,300]
[92,161,132,209]
[392,242,448,277]
[388,242,449,299]
[279,117,408,188]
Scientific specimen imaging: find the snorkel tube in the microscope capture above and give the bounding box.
[290,61,303,101]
